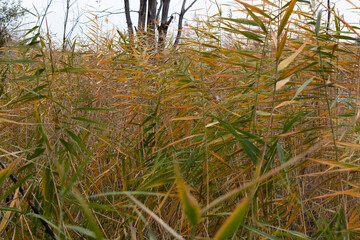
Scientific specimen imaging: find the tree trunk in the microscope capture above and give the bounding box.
[158,0,172,48]
[147,0,157,46]
[138,0,147,32]
[124,0,134,38]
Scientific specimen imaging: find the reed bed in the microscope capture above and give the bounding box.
[0,0,360,239]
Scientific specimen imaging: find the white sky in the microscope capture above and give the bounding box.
[20,0,224,40]
[19,0,360,42]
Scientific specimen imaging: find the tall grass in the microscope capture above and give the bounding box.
[1,0,360,239]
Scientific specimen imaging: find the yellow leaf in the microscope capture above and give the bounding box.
[0,188,20,233]
[205,121,219,128]
[171,116,201,121]
[311,189,360,200]
[209,150,232,169]
[275,100,296,109]
[278,38,309,71]
[271,30,277,47]
[0,118,27,125]
[208,134,233,146]
[308,158,360,171]
[0,154,23,181]
[337,141,360,150]
[276,75,292,91]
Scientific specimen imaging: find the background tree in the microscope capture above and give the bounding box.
[0,0,24,48]
[124,0,197,48]
[62,0,82,50]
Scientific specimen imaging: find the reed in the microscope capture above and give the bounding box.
[0,0,359,239]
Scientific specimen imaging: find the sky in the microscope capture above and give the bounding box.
[20,0,224,41]
[19,0,360,43]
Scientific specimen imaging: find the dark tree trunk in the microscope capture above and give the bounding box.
[124,0,134,38]
[122,0,196,49]
[147,0,157,45]
[138,0,147,32]
[158,0,172,48]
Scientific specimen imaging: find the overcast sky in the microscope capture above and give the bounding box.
[19,0,360,42]
[20,0,224,40]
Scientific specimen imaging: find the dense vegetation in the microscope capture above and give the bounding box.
[1,0,360,239]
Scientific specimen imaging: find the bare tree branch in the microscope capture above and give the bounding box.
[37,0,53,33]
[174,0,197,47]
[62,0,70,50]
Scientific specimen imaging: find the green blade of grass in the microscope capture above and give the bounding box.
[213,197,250,240]
[242,224,282,240]
[175,168,201,226]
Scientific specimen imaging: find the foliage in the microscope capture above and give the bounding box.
[0,0,24,47]
[0,0,360,239]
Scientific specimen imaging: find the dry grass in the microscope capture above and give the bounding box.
[1,0,360,239]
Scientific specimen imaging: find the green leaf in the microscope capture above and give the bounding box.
[0,174,33,202]
[42,166,54,216]
[177,177,201,226]
[61,155,89,197]
[72,191,104,239]
[242,224,282,240]
[0,59,38,64]
[71,117,105,126]
[244,7,268,34]
[220,22,263,42]
[214,197,250,240]
[278,0,297,36]
[282,110,306,133]
[258,222,312,239]
[256,110,272,116]
[315,10,322,37]
[222,17,259,27]
[294,77,315,99]
[60,139,77,156]
[213,115,259,164]
[277,28,289,61]
[0,207,24,214]
[66,225,96,238]
[236,1,272,19]
[332,35,359,41]
[65,130,90,154]
[26,213,63,235]
[148,229,158,240]
[27,147,45,160]
[238,30,264,42]
[277,143,286,164]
